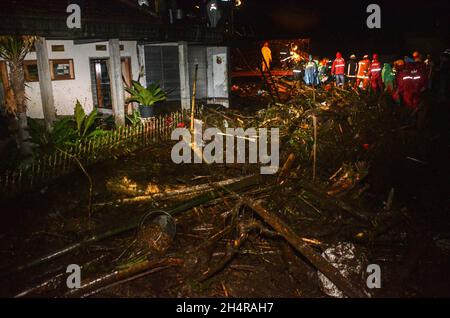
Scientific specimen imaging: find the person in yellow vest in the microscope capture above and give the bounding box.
[261,42,272,72]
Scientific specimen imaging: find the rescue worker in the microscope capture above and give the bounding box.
[369,53,383,93]
[424,54,434,90]
[412,51,422,62]
[397,57,427,110]
[412,51,428,84]
[392,59,406,103]
[318,58,328,84]
[331,52,346,87]
[393,59,405,73]
[261,42,272,72]
[356,55,371,89]
[382,63,395,93]
[304,55,318,86]
[326,57,333,79]
[346,54,358,87]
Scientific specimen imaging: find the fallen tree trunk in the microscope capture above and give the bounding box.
[244,198,367,298]
[65,257,183,298]
[1,175,260,278]
[94,176,252,207]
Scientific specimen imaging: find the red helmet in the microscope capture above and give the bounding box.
[373,53,378,60]
[336,52,342,58]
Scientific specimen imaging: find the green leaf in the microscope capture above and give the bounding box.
[83,108,98,137]
[74,100,85,136]
[125,80,166,107]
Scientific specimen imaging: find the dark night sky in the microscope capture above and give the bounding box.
[231,0,450,57]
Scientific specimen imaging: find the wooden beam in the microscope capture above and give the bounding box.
[108,39,125,126]
[35,37,56,130]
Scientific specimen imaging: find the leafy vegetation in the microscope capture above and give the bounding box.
[125,81,167,107]
[28,100,107,153]
[126,109,142,127]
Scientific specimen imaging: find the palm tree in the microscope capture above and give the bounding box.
[0,36,36,155]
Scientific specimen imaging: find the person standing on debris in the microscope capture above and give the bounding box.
[413,51,428,84]
[331,52,346,87]
[318,58,329,84]
[369,54,383,93]
[382,62,395,93]
[346,54,358,87]
[304,55,318,86]
[261,42,272,72]
[397,57,427,110]
[394,59,405,73]
[424,54,434,90]
[356,55,371,89]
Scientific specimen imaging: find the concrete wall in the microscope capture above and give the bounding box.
[1,40,140,119]
[206,47,230,108]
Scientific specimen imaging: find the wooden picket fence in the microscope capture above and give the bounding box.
[0,110,190,199]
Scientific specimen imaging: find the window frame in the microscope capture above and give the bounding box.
[49,59,75,81]
[23,60,40,82]
[24,59,76,82]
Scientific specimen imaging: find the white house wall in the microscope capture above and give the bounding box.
[1,40,140,119]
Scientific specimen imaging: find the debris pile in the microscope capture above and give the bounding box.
[1,85,441,298]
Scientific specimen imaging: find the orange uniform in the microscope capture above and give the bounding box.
[356,56,371,89]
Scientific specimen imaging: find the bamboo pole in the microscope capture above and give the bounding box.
[65,257,183,298]
[312,115,318,181]
[1,175,259,277]
[190,64,198,132]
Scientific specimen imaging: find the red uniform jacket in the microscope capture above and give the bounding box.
[369,60,382,79]
[332,58,346,75]
[398,62,427,94]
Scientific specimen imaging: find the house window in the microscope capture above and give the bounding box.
[96,45,107,51]
[51,45,65,52]
[144,45,181,101]
[24,59,75,81]
[24,60,39,82]
[95,45,124,51]
[50,59,75,80]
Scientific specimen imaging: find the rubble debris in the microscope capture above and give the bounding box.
[317,242,368,298]
[243,198,367,298]
[2,175,260,277]
[3,81,443,298]
[138,211,176,254]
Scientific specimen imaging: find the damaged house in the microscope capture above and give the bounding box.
[0,0,230,126]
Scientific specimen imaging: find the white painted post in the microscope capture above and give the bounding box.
[35,37,56,130]
[108,39,125,126]
[178,41,191,111]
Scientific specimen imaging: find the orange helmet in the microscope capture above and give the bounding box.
[412,51,420,58]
